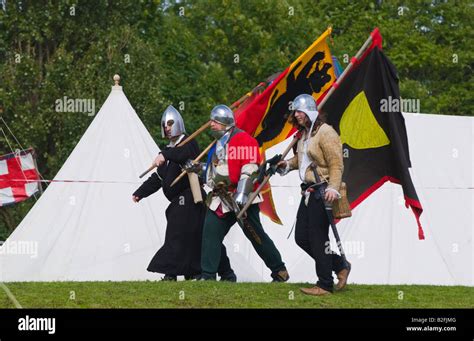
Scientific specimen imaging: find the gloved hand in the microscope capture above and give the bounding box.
[276,160,289,175]
[233,191,248,207]
[183,159,202,173]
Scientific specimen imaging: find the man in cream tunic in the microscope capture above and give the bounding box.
[277,94,351,296]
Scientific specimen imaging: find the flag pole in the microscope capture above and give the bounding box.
[169,139,216,187]
[236,132,301,220]
[31,148,44,195]
[237,29,376,220]
[318,30,375,110]
[138,120,212,179]
[175,121,211,148]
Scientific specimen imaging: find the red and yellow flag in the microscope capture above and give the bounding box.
[234,28,336,224]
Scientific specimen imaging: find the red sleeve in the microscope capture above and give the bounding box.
[227,132,262,184]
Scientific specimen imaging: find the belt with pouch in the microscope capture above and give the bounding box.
[300,180,327,204]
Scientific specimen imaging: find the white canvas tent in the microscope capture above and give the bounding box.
[0,81,472,285]
[0,82,169,281]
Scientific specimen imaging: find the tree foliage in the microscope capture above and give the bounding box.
[0,0,472,236]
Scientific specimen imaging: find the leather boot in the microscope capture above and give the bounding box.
[271,269,290,282]
[336,261,351,291]
[300,286,331,296]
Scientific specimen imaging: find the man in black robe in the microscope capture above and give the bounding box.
[132,105,236,281]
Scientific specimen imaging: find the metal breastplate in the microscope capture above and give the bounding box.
[206,128,244,189]
[206,150,231,189]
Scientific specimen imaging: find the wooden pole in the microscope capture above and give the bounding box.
[169,140,216,187]
[138,163,157,179]
[318,32,374,110]
[236,133,300,220]
[174,120,211,148]
[138,120,211,179]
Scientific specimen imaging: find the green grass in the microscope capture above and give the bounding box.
[0,281,472,309]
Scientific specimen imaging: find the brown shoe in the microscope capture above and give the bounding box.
[336,262,351,291]
[300,286,331,296]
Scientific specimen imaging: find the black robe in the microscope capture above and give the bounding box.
[133,138,231,276]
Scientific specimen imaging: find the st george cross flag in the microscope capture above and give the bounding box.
[0,148,40,206]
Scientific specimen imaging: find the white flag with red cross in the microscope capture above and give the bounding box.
[0,148,40,206]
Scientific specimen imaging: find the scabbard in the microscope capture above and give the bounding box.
[314,183,349,265]
[187,172,203,203]
[308,165,349,267]
[215,189,262,245]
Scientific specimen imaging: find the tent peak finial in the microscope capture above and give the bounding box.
[113,74,120,86]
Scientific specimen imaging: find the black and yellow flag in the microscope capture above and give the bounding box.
[236,28,335,151]
[324,46,425,239]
